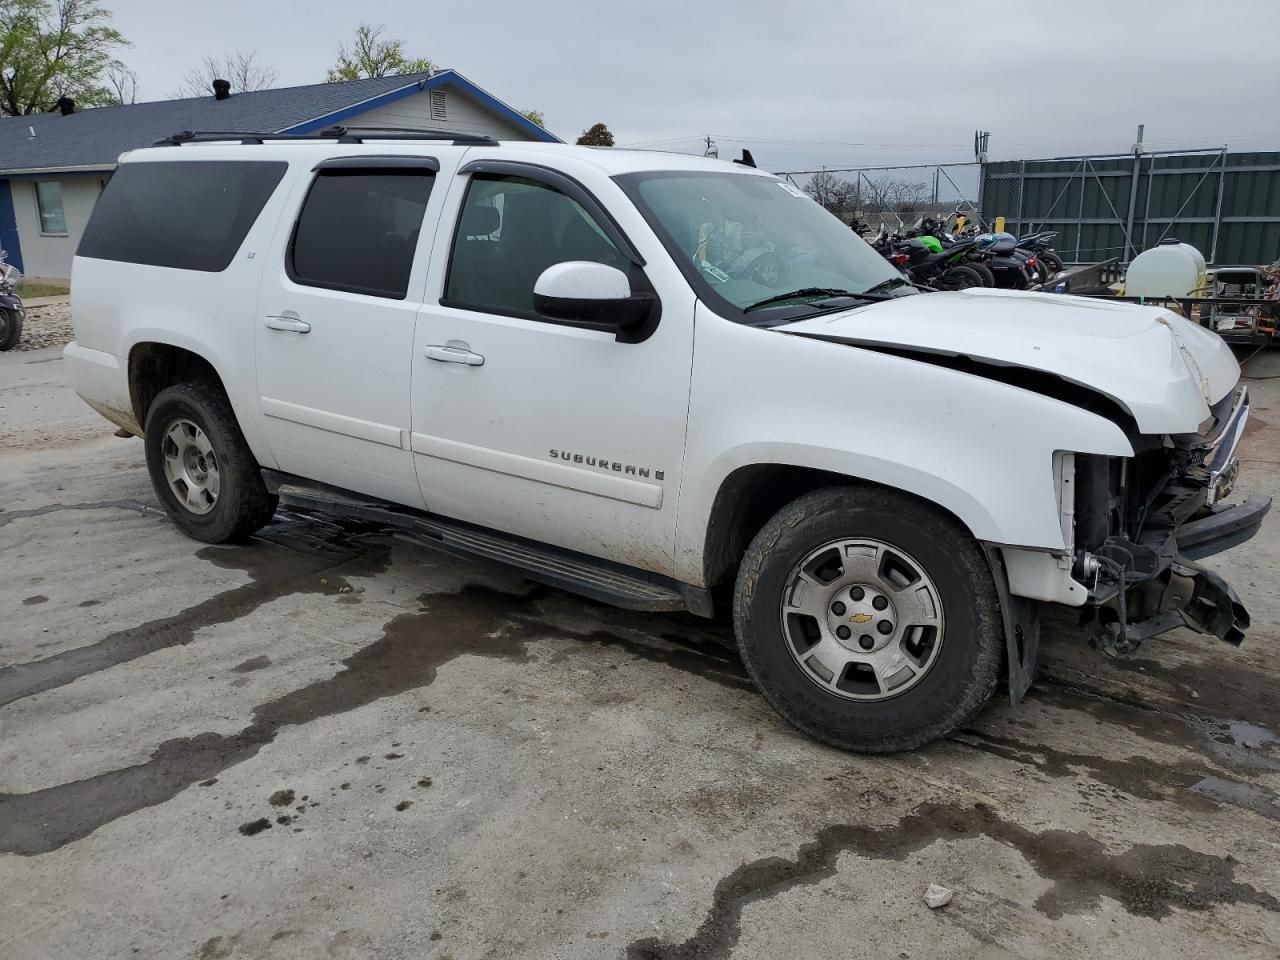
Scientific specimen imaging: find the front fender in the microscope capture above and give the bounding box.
[673,310,1134,586]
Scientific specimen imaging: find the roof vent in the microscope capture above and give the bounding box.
[55,96,75,115]
[212,78,231,101]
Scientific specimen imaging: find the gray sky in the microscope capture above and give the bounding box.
[111,0,1280,172]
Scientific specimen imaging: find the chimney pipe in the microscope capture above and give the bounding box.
[212,79,231,101]
[55,96,75,115]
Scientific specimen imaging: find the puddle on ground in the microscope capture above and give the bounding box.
[1224,720,1279,750]
[624,800,1280,960]
[0,577,746,856]
[0,512,388,708]
[231,656,271,674]
[1028,680,1280,777]
[1191,775,1280,822]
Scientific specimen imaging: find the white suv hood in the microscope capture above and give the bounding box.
[782,288,1239,434]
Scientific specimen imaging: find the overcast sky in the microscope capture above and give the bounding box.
[109,0,1280,173]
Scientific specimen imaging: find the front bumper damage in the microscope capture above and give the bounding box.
[1087,496,1269,653]
[1084,387,1270,655]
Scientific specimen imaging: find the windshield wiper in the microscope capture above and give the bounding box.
[860,276,914,295]
[743,287,888,313]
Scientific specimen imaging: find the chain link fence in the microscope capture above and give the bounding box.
[776,163,982,235]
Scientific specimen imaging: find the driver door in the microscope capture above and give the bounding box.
[410,161,695,577]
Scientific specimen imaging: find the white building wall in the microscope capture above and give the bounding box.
[353,87,534,140]
[11,173,106,279]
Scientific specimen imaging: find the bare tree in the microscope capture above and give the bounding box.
[104,62,135,104]
[175,50,277,98]
[804,170,859,220]
[860,176,929,214]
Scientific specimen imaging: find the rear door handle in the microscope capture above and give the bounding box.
[264,315,311,333]
[424,344,484,366]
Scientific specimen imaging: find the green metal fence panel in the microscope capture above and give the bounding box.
[980,149,1280,265]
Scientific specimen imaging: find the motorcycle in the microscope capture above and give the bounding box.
[974,233,1037,289]
[889,236,986,290]
[0,249,24,351]
[1015,231,1064,279]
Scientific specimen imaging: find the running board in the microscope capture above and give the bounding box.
[264,472,708,615]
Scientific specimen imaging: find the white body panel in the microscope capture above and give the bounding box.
[252,158,450,507]
[410,149,695,573]
[783,288,1239,434]
[63,140,1245,609]
[670,304,1133,585]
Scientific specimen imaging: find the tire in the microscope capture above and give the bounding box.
[144,381,277,543]
[966,261,996,287]
[1039,251,1064,274]
[0,307,22,351]
[732,486,1003,753]
[937,265,984,290]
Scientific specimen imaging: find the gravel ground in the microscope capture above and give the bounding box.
[13,302,73,353]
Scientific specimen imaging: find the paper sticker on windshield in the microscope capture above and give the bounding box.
[776,182,807,199]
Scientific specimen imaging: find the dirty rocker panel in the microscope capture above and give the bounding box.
[260,470,710,615]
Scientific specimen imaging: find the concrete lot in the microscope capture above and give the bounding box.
[2,344,1279,960]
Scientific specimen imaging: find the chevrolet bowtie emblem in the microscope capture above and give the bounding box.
[849,612,873,623]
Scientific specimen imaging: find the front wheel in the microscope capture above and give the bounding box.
[733,486,1003,753]
[0,307,22,351]
[144,381,277,543]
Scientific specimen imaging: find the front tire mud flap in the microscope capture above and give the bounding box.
[982,545,1042,704]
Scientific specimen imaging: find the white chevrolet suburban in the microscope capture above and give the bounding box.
[65,128,1269,752]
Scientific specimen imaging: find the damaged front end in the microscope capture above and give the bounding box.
[1073,386,1270,655]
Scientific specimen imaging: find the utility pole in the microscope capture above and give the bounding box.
[1124,123,1145,261]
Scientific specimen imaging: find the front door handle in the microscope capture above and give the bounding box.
[264,315,311,334]
[424,344,484,366]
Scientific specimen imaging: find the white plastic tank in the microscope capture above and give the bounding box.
[1125,240,1207,298]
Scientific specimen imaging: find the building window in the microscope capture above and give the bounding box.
[430,90,446,120]
[35,180,67,235]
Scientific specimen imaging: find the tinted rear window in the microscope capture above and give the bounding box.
[288,171,435,299]
[78,160,287,271]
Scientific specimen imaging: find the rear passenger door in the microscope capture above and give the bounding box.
[255,156,442,506]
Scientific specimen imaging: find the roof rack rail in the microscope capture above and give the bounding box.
[322,125,497,145]
[153,126,498,148]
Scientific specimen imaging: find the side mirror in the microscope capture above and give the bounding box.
[533,261,657,340]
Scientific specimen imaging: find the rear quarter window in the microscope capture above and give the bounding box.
[77,160,288,271]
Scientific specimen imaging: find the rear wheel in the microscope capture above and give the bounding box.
[144,381,277,543]
[0,307,22,351]
[966,261,996,287]
[732,486,1003,753]
[936,265,984,290]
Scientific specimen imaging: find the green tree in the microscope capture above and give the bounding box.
[0,0,129,116]
[326,23,432,82]
[575,122,614,147]
[519,108,545,128]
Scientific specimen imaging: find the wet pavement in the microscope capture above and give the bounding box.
[2,344,1279,959]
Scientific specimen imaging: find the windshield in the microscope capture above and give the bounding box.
[616,170,905,321]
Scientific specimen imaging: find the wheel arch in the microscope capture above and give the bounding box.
[127,341,227,432]
[698,460,995,593]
